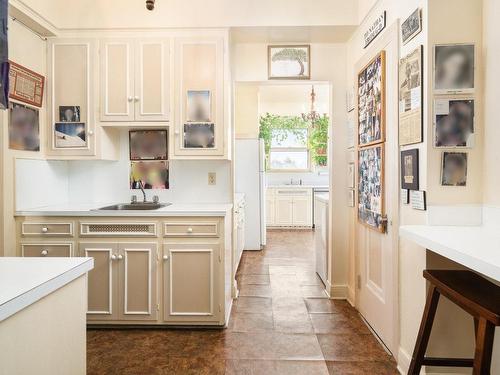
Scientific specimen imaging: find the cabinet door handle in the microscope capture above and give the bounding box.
[127,96,133,102]
[187,227,193,233]
[134,96,140,102]
[117,254,123,260]
[41,249,48,256]
[163,255,169,260]
[111,254,117,260]
[41,227,48,233]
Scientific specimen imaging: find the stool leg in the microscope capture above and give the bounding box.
[472,317,495,375]
[408,285,440,375]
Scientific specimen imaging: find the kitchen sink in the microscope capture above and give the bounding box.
[96,202,171,210]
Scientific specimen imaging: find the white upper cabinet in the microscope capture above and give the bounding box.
[99,38,171,123]
[172,37,226,158]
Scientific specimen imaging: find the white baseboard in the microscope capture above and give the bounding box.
[329,283,348,299]
[397,347,412,374]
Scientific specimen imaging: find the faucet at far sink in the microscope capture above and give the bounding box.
[132,180,160,205]
[96,181,170,211]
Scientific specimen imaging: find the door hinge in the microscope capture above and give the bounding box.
[357,275,362,290]
[219,250,222,263]
[219,304,222,312]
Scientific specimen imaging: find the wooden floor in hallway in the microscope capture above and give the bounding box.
[87,230,399,375]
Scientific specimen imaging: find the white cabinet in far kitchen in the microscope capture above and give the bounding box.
[267,188,313,228]
[99,38,171,122]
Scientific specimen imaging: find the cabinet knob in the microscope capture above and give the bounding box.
[111,254,117,260]
[134,96,140,102]
[88,130,94,136]
[163,255,169,260]
[174,130,180,135]
[128,96,133,102]
[41,227,48,233]
[117,254,123,260]
[41,249,48,256]
[187,227,193,233]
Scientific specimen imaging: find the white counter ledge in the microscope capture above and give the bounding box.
[0,257,94,322]
[15,202,233,217]
[399,225,500,282]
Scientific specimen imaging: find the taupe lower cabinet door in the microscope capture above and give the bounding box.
[162,242,221,323]
[81,242,158,321]
[81,242,118,320]
[117,242,158,321]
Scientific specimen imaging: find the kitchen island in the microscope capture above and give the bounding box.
[14,202,234,327]
[0,257,93,375]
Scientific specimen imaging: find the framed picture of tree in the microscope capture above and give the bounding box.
[268,45,310,80]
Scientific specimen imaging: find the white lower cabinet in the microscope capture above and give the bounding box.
[162,242,221,323]
[81,242,158,322]
[267,188,313,227]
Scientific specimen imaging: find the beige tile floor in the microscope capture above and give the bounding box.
[88,230,399,375]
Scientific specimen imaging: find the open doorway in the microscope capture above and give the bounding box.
[234,81,332,291]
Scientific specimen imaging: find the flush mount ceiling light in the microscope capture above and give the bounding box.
[146,0,155,10]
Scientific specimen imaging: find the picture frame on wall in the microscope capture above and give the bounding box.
[358,51,386,147]
[9,101,40,151]
[8,61,45,108]
[399,46,423,146]
[358,143,385,232]
[54,122,86,148]
[59,106,81,122]
[130,160,169,190]
[434,98,474,148]
[434,44,475,93]
[401,9,422,45]
[129,129,168,160]
[400,149,419,191]
[441,152,468,186]
[183,123,215,149]
[268,45,310,80]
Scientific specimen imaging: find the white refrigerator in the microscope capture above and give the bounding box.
[235,138,266,250]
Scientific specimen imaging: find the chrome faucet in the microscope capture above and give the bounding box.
[138,180,147,202]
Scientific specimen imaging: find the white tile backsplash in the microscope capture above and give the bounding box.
[15,130,232,210]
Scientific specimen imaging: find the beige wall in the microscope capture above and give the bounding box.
[482,0,500,206]
[234,84,259,139]
[0,20,47,256]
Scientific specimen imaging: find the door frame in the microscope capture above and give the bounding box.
[353,21,400,355]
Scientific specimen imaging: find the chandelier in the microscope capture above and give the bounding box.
[301,86,324,127]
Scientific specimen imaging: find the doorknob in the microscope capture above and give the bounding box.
[163,255,169,260]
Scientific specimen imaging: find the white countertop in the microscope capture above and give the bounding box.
[0,257,94,322]
[314,193,329,204]
[15,202,233,217]
[400,225,500,282]
[268,184,329,189]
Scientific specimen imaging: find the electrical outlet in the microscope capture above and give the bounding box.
[208,172,216,185]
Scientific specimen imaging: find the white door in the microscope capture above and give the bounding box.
[292,195,312,227]
[135,39,171,122]
[275,196,293,226]
[100,40,135,122]
[355,23,399,354]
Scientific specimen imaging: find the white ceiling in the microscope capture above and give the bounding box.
[230,26,357,44]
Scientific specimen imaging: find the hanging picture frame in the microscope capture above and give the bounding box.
[8,61,45,107]
[401,9,422,45]
[358,143,385,232]
[400,148,419,191]
[9,101,40,151]
[399,46,423,146]
[186,90,211,123]
[357,51,386,147]
[434,44,475,93]
[268,45,310,80]
[54,122,87,148]
[434,98,474,148]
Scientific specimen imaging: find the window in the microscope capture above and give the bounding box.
[269,128,309,171]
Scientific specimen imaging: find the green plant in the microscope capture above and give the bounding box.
[308,115,329,167]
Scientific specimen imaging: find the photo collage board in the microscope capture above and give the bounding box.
[129,130,169,190]
[357,51,386,232]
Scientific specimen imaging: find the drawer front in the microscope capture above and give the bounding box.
[22,243,73,257]
[22,222,73,237]
[276,189,311,196]
[163,222,219,237]
[80,222,157,237]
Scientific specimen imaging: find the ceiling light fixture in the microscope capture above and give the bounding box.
[146,0,155,11]
[302,86,324,127]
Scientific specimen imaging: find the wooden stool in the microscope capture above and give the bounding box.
[408,270,500,375]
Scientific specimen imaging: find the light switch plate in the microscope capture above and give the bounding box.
[208,172,216,185]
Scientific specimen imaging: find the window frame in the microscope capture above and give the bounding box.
[268,128,311,172]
